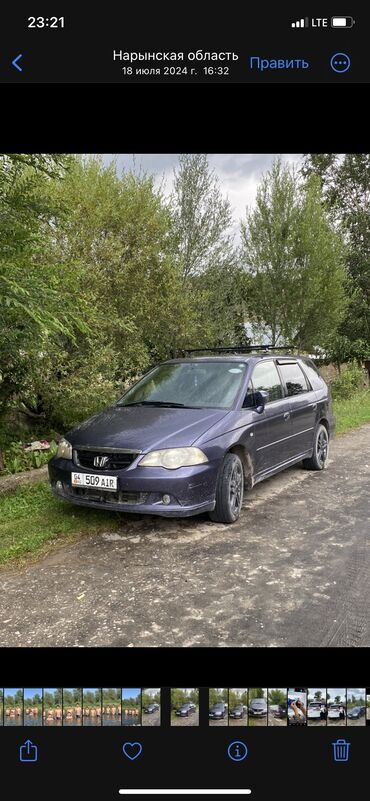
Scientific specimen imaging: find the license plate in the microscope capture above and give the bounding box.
[71,472,117,491]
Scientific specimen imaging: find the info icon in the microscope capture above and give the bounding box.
[227,741,248,762]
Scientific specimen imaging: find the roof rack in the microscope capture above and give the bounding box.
[177,345,296,357]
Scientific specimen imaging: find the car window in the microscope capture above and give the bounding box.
[242,379,255,408]
[300,358,325,390]
[279,361,309,396]
[250,360,283,402]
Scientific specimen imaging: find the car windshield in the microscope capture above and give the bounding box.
[117,361,247,409]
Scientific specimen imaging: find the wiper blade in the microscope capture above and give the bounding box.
[118,400,185,408]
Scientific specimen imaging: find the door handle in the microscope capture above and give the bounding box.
[311,403,317,410]
[283,411,290,420]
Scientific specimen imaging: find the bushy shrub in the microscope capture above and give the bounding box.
[2,440,57,475]
[330,362,366,400]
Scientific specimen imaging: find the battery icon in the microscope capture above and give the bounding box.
[331,16,355,28]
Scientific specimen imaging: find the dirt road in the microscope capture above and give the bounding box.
[1,424,370,647]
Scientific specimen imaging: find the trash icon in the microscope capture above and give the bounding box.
[332,739,350,762]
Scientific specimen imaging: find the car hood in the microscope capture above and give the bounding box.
[67,406,230,452]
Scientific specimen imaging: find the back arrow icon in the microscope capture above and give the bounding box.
[12,54,23,72]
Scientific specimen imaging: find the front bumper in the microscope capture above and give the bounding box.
[48,456,220,517]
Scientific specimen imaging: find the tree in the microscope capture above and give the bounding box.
[0,153,87,462]
[248,688,265,701]
[172,154,234,281]
[302,153,370,354]
[30,156,191,430]
[241,159,347,349]
[209,688,228,706]
[268,689,286,705]
[171,154,245,348]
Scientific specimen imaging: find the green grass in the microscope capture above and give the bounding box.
[0,481,119,567]
[333,389,370,435]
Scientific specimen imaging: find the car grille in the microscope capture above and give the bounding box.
[75,450,138,470]
[70,487,149,504]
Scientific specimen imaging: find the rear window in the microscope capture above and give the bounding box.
[278,361,309,396]
[300,358,325,390]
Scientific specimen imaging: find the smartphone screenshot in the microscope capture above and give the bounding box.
[0,4,369,797]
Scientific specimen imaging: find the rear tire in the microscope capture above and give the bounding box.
[302,423,329,470]
[209,453,244,523]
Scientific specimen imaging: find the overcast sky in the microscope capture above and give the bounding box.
[102,154,303,231]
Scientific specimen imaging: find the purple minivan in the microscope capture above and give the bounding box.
[48,348,335,523]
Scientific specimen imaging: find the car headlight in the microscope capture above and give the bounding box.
[57,438,72,459]
[139,447,208,469]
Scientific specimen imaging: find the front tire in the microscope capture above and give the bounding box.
[209,453,244,523]
[302,423,329,470]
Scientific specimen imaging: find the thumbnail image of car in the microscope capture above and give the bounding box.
[209,689,228,726]
[176,704,196,716]
[327,704,341,719]
[142,689,161,726]
[347,706,365,720]
[327,689,346,726]
[144,704,159,713]
[171,689,199,726]
[268,689,287,726]
[249,699,267,716]
[209,703,227,720]
[307,703,324,721]
[49,351,334,524]
[269,705,287,726]
[248,692,268,726]
[367,694,370,722]
[229,705,247,719]
[228,689,248,726]
[346,689,366,726]
[307,690,327,726]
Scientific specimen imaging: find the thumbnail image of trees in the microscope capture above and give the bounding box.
[346,688,366,727]
[268,688,287,727]
[0,688,3,725]
[228,688,248,726]
[43,688,63,725]
[367,695,370,721]
[209,688,228,706]
[102,689,121,726]
[62,688,83,726]
[4,688,23,726]
[122,689,141,726]
[171,688,199,726]
[142,688,161,727]
[82,688,102,726]
[24,688,43,726]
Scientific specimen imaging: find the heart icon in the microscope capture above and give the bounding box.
[122,742,143,761]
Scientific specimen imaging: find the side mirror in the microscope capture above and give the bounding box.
[255,390,269,414]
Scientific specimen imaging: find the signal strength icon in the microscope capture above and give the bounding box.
[291,18,309,28]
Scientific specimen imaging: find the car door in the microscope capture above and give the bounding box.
[243,360,292,476]
[276,359,317,458]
